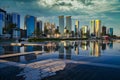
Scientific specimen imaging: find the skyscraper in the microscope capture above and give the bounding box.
[6,13,12,34]
[11,13,20,28]
[91,20,95,36]
[81,25,88,38]
[102,26,106,36]
[108,28,113,36]
[75,20,79,37]
[36,20,42,35]
[59,16,64,36]
[95,20,101,38]
[0,9,6,35]
[25,15,36,37]
[11,13,20,38]
[66,16,72,32]
[0,12,5,35]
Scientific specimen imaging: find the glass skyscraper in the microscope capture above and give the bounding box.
[66,16,72,32]
[91,20,95,35]
[25,15,36,37]
[59,16,64,36]
[12,13,20,28]
[75,20,79,37]
[108,28,113,36]
[0,12,5,35]
[95,20,101,38]
[11,13,20,38]
[36,20,42,32]
[0,9,6,35]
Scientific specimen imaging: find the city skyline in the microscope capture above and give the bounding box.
[0,0,120,35]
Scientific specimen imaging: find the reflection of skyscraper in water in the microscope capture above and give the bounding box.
[55,44,59,51]
[25,46,33,52]
[81,41,88,50]
[4,56,20,62]
[44,46,49,52]
[95,41,100,57]
[44,42,56,53]
[3,46,14,54]
[74,42,79,55]
[58,42,64,59]
[107,41,113,49]
[0,46,4,55]
[13,46,20,53]
[65,46,72,59]
[24,53,37,61]
[90,41,101,57]
[64,41,72,59]
[90,41,95,56]
[34,46,42,51]
[24,46,37,61]
[102,42,106,50]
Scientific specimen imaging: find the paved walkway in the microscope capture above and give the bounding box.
[0,51,44,58]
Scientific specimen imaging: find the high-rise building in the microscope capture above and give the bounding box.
[66,16,72,32]
[0,13,5,35]
[0,9,6,36]
[20,29,27,38]
[11,13,20,38]
[59,16,64,36]
[91,20,95,35]
[11,13,20,28]
[75,20,79,33]
[102,26,106,36]
[6,13,12,34]
[108,28,113,36]
[75,20,79,37]
[81,25,88,38]
[36,20,42,35]
[25,15,36,37]
[95,20,101,38]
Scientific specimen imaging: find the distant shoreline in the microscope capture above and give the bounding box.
[0,38,120,43]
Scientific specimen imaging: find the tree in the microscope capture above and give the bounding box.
[4,23,17,34]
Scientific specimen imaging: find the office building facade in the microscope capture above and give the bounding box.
[95,20,101,38]
[59,16,64,36]
[91,20,95,36]
[108,28,113,36]
[0,9,6,36]
[25,15,36,37]
[66,16,72,32]
[75,20,79,37]
[102,26,106,36]
[11,13,20,28]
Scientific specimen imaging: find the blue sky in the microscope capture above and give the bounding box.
[0,0,120,35]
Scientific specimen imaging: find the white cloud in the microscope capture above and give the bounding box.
[37,0,120,14]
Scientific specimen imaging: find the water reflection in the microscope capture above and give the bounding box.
[0,40,116,63]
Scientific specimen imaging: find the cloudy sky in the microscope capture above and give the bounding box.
[0,0,120,35]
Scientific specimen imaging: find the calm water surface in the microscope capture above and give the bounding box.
[0,40,120,65]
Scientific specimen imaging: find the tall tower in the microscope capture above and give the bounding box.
[66,16,72,32]
[95,20,101,38]
[91,20,95,35]
[81,25,88,38]
[75,20,79,33]
[11,13,20,28]
[24,15,36,37]
[108,28,113,36]
[59,16,64,36]
[102,26,106,36]
[36,20,42,32]
[0,8,6,35]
